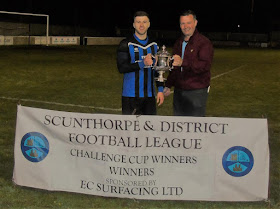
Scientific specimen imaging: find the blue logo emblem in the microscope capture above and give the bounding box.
[222,146,254,177]
[21,132,49,162]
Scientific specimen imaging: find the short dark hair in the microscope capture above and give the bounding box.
[180,10,197,20]
[133,11,150,21]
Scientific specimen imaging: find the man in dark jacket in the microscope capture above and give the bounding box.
[164,10,214,116]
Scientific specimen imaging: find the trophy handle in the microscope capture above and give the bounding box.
[167,56,174,70]
[154,55,158,67]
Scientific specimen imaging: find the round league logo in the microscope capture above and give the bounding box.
[222,146,254,177]
[21,132,49,162]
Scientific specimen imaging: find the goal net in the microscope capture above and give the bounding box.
[0,11,49,45]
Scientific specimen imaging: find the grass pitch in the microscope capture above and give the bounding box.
[0,46,279,208]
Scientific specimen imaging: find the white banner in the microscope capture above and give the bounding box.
[34,36,51,45]
[0,36,4,45]
[51,36,78,45]
[13,105,269,201]
[0,36,13,45]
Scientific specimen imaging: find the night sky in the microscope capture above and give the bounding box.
[0,0,276,35]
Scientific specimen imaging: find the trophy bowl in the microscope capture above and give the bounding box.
[153,45,173,82]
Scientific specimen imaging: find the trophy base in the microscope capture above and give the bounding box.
[154,69,168,82]
[155,77,166,82]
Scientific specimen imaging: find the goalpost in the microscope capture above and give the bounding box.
[0,10,49,46]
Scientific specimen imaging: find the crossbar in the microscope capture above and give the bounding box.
[0,10,49,46]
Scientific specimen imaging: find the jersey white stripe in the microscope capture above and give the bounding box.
[128,42,157,50]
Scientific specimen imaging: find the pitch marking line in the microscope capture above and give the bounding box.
[0,96,122,112]
[0,65,246,112]
[211,65,246,80]
[169,64,246,94]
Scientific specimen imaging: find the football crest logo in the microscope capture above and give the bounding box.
[21,132,49,162]
[222,146,254,177]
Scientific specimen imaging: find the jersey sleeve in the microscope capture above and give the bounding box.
[117,39,141,74]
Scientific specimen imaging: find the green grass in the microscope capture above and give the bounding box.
[0,46,279,208]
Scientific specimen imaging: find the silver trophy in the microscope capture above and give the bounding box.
[153,45,173,82]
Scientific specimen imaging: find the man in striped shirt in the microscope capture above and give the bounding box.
[117,11,164,115]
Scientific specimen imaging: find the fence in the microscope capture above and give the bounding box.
[0,35,80,45]
[1,21,280,47]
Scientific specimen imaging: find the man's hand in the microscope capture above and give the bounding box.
[172,55,183,67]
[157,92,164,106]
[163,87,171,97]
[144,53,153,66]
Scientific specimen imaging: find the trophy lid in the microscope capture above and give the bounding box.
[156,45,170,57]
